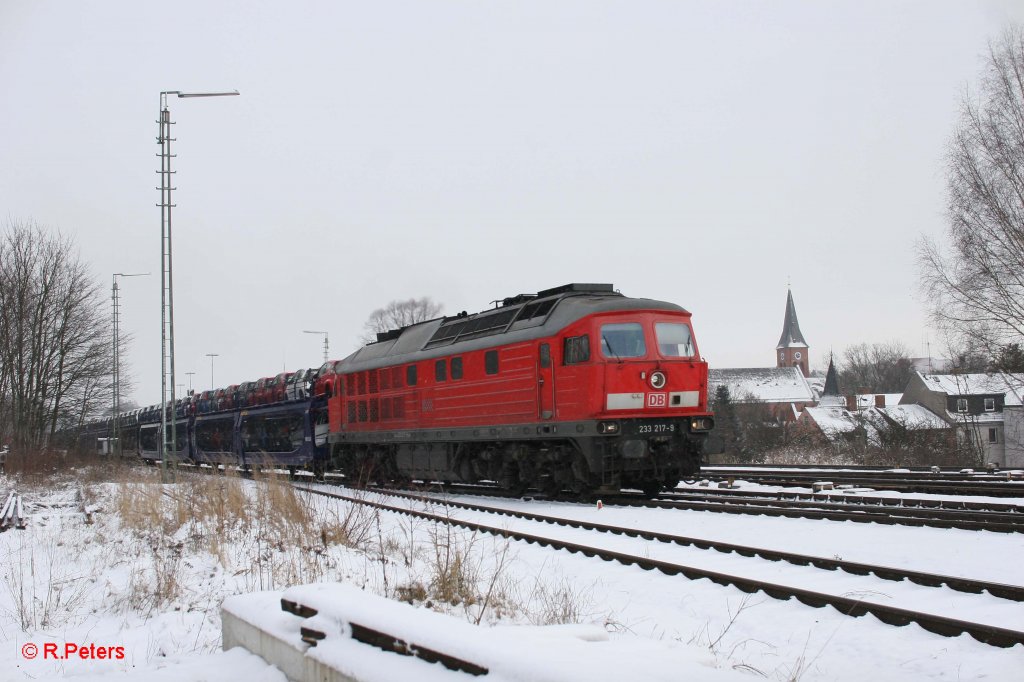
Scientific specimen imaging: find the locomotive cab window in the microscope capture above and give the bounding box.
[563,335,590,364]
[451,357,463,380]
[600,323,646,358]
[435,359,447,382]
[655,322,695,358]
[406,365,417,386]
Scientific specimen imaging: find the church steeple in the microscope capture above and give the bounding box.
[823,354,839,396]
[776,288,809,376]
[817,353,845,406]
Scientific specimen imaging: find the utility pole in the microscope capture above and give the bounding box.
[157,89,239,482]
[111,272,148,457]
[304,330,329,364]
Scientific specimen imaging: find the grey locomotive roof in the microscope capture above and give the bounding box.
[340,288,688,372]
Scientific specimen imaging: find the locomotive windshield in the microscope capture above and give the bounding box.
[600,323,647,358]
[655,322,695,357]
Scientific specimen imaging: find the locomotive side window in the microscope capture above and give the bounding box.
[406,365,417,386]
[539,343,551,368]
[563,335,590,364]
[435,359,447,382]
[600,323,646,358]
[655,322,695,357]
[451,356,463,380]
[485,350,499,375]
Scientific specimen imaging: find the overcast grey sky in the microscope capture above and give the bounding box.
[2,1,1022,406]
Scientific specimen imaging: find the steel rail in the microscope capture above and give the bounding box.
[426,481,1024,533]
[652,492,1024,532]
[624,495,1024,533]
[699,469,1024,497]
[670,486,1024,514]
[368,487,1024,602]
[296,484,1024,648]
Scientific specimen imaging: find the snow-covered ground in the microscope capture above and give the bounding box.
[0,467,1021,681]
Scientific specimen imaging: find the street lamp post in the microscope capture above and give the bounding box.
[157,89,239,482]
[303,330,329,364]
[112,272,148,457]
[206,353,219,389]
[185,371,195,394]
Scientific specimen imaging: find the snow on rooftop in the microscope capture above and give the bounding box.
[709,367,814,403]
[801,405,864,437]
[919,372,1024,405]
[876,404,949,430]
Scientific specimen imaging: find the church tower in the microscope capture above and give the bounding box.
[776,288,809,377]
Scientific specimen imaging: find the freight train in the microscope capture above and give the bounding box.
[77,283,714,496]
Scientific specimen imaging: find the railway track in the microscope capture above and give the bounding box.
[419,480,1024,533]
[648,490,1024,533]
[671,485,1024,514]
[701,466,1024,497]
[296,483,1024,648]
[162,461,1024,532]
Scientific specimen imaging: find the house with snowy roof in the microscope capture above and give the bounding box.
[900,372,1024,467]
[798,359,953,457]
[709,367,816,421]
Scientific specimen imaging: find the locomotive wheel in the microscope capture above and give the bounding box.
[507,479,529,498]
[641,480,662,497]
[353,460,378,488]
[542,475,564,500]
[499,461,529,497]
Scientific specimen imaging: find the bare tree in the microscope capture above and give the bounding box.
[0,219,113,450]
[919,26,1024,355]
[838,341,914,394]
[359,297,443,345]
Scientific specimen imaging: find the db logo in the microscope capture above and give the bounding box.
[647,393,667,408]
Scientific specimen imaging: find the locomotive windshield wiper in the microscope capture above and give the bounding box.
[602,335,623,363]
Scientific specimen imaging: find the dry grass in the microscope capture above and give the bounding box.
[521,569,595,626]
[100,463,380,609]
[4,460,594,634]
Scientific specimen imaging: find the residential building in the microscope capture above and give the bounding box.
[709,367,816,422]
[899,372,1024,467]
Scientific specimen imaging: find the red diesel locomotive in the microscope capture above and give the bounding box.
[319,283,713,496]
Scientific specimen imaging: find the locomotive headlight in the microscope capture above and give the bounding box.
[690,417,712,431]
[649,371,666,390]
[598,421,620,434]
